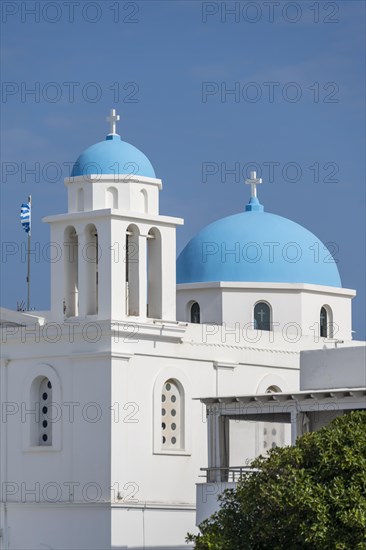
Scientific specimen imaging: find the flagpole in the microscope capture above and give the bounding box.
[27,195,31,311]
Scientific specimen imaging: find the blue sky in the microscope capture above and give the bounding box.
[1,1,365,337]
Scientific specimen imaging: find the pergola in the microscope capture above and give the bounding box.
[199,388,366,482]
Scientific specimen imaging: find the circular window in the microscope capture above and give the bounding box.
[162,436,166,444]
[162,395,166,402]
[162,408,166,416]
[42,392,48,400]
[263,441,267,448]
[171,409,176,417]
[42,420,48,428]
[263,428,267,435]
[272,429,277,436]
[171,423,176,430]
[166,383,171,391]
[47,381,52,389]
[42,434,48,442]
[272,442,277,448]
[42,406,48,415]
[171,437,176,445]
[162,422,166,430]
[171,395,176,403]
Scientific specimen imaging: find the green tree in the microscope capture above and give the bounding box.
[187,411,366,549]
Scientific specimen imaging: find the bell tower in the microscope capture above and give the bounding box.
[44,109,183,322]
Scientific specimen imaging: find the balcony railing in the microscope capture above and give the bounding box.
[200,466,258,483]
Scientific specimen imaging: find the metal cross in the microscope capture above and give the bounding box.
[245,171,262,198]
[107,108,120,134]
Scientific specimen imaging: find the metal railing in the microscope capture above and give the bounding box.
[200,466,258,483]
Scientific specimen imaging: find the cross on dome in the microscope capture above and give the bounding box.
[245,171,262,199]
[107,108,120,135]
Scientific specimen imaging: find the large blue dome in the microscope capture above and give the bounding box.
[177,201,341,287]
[71,134,156,178]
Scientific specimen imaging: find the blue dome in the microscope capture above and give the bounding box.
[177,203,341,287]
[71,134,156,178]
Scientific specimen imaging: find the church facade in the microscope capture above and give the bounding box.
[0,111,362,550]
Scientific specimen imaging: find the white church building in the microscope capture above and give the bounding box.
[0,110,364,549]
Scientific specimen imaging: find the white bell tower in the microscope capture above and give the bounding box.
[44,109,183,322]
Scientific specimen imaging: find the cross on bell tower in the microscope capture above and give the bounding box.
[107,108,120,135]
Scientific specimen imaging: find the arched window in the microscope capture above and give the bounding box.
[161,379,183,450]
[320,306,328,337]
[320,305,333,338]
[77,188,84,212]
[254,302,271,331]
[106,186,118,209]
[24,367,62,451]
[190,302,200,324]
[256,386,288,456]
[38,377,53,446]
[39,378,52,445]
[138,189,148,213]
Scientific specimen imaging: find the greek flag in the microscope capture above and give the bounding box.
[20,201,31,234]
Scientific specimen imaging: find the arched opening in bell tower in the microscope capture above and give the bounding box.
[147,227,162,319]
[84,223,99,315]
[64,226,79,317]
[138,189,148,213]
[126,224,140,316]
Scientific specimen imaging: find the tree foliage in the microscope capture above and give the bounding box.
[187,411,366,549]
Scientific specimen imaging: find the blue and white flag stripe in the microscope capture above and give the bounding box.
[20,202,31,234]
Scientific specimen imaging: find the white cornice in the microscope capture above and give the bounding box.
[3,500,195,510]
[177,281,356,297]
[64,174,163,188]
[43,209,184,227]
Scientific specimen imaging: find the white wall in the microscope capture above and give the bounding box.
[300,346,366,390]
[66,175,162,215]
[177,282,355,342]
